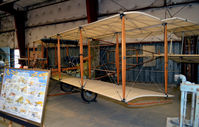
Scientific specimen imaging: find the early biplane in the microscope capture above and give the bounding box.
[22,11,199,105]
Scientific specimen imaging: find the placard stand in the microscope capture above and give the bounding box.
[0,68,50,127]
[1,116,46,127]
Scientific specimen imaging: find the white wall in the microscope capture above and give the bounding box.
[26,0,87,26]
[0,0,198,48]
[0,15,16,48]
[0,32,16,48]
[26,0,87,47]
[98,0,164,14]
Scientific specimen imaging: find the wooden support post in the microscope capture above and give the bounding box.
[27,45,30,66]
[57,35,61,80]
[121,14,126,101]
[55,44,57,66]
[86,0,98,23]
[41,42,44,68]
[46,44,48,66]
[115,33,120,84]
[181,32,184,54]
[66,46,69,56]
[8,121,12,127]
[107,52,109,63]
[88,39,91,79]
[41,42,44,58]
[79,27,84,87]
[164,23,168,95]
[32,42,36,68]
[136,50,138,64]
[33,42,35,59]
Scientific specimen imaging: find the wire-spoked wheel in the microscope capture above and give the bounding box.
[60,83,74,92]
[81,89,98,103]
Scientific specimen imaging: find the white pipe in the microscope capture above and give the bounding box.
[174,74,194,85]
[174,74,186,82]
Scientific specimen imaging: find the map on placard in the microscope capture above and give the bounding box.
[0,68,50,124]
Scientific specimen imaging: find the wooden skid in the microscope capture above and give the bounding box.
[52,73,173,102]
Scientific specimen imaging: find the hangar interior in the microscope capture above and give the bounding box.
[0,0,199,127]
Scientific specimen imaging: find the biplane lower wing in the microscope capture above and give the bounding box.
[52,73,173,102]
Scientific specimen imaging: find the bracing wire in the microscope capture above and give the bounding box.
[110,0,128,11]
[103,63,122,100]
[92,35,122,100]
[171,4,189,17]
[126,63,144,99]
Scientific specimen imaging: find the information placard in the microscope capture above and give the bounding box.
[0,68,50,126]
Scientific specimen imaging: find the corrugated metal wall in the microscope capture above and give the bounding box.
[47,47,79,68]
[47,46,86,68]
[100,42,184,85]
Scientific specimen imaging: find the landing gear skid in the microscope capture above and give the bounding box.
[81,89,98,103]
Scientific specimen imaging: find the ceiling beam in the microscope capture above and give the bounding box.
[86,0,98,23]
[0,0,18,6]
[0,2,16,14]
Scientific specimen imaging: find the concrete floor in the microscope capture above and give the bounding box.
[0,80,181,127]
